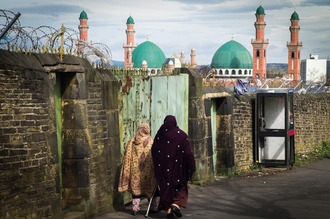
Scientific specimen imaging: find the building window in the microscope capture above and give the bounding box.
[291,52,295,58]
[238,70,242,75]
[219,70,223,75]
[225,70,229,75]
[256,50,260,57]
[244,70,247,75]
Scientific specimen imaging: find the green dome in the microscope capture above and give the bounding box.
[79,10,88,19]
[256,5,265,15]
[132,41,166,68]
[291,11,300,20]
[126,16,135,24]
[211,40,252,69]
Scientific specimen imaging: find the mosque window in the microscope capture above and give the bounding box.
[264,50,266,57]
[291,52,295,58]
[232,70,236,75]
[219,70,223,75]
[225,70,229,75]
[256,50,260,57]
[238,70,242,75]
[244,70,247,75]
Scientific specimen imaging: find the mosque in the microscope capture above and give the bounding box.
[78,5,302,81]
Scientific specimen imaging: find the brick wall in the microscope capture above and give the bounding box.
[294,93,330,153]
[231,92,330,170]
[232,95,254,170]
[0,51,121,218]
[0,66,61,218]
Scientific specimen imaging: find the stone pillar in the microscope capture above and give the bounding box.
[181,68,214,185]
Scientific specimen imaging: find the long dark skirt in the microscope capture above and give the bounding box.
[160,184,188,210]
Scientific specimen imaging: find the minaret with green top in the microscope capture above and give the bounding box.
[251,5,269,80]
[123,15,137,69]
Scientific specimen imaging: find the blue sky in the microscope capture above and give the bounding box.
[2,0,330,65]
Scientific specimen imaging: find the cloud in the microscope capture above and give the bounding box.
[10,4,82,18]
[1,0,329,64]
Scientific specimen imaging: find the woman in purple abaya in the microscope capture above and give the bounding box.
[152,115,196,218]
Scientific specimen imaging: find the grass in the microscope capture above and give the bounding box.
[295,141,330,167]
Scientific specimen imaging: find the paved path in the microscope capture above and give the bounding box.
[94,158,330,219]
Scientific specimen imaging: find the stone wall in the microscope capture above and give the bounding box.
[0,51,121,218]
[183,68,213,184]
[231,92,330,170]
[0,53,61,218]
[232,95,254,170]
[294,93,330,153]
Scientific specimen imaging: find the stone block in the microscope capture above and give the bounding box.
[189,138,207,159]
[107,112,119,137]
[204,99,211,117]
[62,73,88,99]
[62,129,91,159]
[189,98,205,118]
[102,81,119,110]
[62,101,88,129]
[62,159,89,188]
[188,118,206,139]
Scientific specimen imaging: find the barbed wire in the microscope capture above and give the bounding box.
[0,9,112,66]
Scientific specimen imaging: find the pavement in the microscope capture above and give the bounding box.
[93,158,330,219]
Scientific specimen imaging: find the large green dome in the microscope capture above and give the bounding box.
[79,10,88,19]
[132,41,166,68]
[211,40,252,69]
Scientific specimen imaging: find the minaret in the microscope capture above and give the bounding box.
[287,11,302,81]
[77,10,89,53]
[123,15,137,69]
[180,51,185,63]
[190,48,196,68]
[251,5,269,80]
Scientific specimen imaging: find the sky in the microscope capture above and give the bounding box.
[1,0,330,65]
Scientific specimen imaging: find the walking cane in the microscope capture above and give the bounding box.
[145,193,154,218]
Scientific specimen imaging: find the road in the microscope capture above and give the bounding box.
[94,158,330,219]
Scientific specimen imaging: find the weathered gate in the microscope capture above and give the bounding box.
[119,74,189,152]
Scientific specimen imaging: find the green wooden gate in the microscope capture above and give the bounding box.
[119,74,189,151]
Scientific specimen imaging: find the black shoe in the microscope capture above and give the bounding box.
[166,212,174,218]
[172,205,182,217]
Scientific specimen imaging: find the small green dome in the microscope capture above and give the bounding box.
[211,40,252,69]
[291,11,300,20]
[126,16,135,24]
[132,41,166,68]
[256,5,265,15]
[79,10,88,19]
